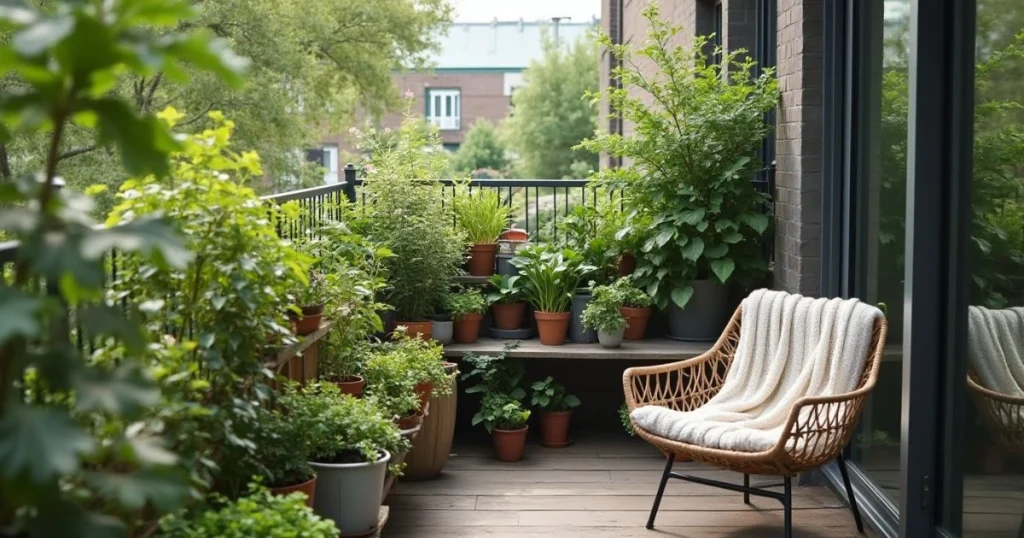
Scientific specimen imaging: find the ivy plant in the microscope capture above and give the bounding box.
[578,2,779,310]
[0,0,246,535]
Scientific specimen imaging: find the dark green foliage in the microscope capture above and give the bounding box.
[529,376,581,412]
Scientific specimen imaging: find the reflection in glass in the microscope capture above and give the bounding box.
[962,0,1024,532]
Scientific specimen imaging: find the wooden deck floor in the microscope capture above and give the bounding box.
[385,433,869,537]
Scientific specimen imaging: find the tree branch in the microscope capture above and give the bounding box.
[178,103,216,127]
[0,144,11,180]
[57,145,98,161]
[141,72,164,112]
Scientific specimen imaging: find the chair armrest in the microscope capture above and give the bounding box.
[622,349,732,413]
[776,388,873,464]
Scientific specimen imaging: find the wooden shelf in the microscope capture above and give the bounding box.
[453,275,493,286]
[443,337,710,361]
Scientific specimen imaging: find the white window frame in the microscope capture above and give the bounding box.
[322,145,339,184]
[427,89,461,131]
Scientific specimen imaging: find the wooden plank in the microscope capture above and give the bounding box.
[383,525,868,538]
[515,508,859,528]
[444,455,672,471]
[402,470,612,483]
[392,478,833,498]
[472,493,846,511]
[389,495,478,511]
[443,337,707,361]
[267,320,335,373]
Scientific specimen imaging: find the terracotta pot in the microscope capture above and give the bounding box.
[467,243,499,277]
[538,410,573,448]
[395,320,432,341]
[618,253,636,276]
[453,313,483,343]
[534,311,570,346]
[414,380,434,413]
[620,306,652,340]
[295,312,323,335]
[396,413,423,430]
[269,474,317,508]
[492,302,526,330]
[492,426,528,462]
[336,376,365,398]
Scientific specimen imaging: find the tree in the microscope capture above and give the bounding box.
[0,0,453,203]
[501,32,599,179]
[452,120,508,175]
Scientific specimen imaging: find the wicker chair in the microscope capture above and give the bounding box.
[623,305,888,537]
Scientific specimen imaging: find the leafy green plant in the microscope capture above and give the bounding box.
[558,201,623,285]
[279,383,409,467]
[157,483,336,538]
[581,287,627,332]
[374,331,454,395]
[356,105,466,321]
[446,289,487,318]
[106,113,309,498]
[610,277,654,308]
[363,347,421,419]
[474,392,531,433]
[511,244,596,312]
[0,1,247,534]
[579,2,779,310]
[452,181,512,244]
[248,407,315,488]
[619,403,636,437]
[486,275,524,305]
[293,270,328,307]
[461,344,527,401]
[530,377,581,412]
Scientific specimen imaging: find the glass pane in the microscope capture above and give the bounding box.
[455,94,460,118]
[846,0,910,506]
[959,0,1024,534]
[434,95,441,117]
[445,95,452,117]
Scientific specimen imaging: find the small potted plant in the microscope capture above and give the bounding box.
[447,289,487,344]
[321,337,370,397]
[280,383,409,536]
[453,182,513,276]
[250,408,318,507]
[363,344,424,430]
[377,330,454,416]
[614,277,654,340]
[511,245,595,345]
[530,376,581,448]
[581,284,627,348]
[292,270,328,335]
[431,291,454,344]
[487,274,526,331]
[474,392,531,462]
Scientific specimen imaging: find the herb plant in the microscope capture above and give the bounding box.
[474,392,531,433]
[279,383,409,467]
[579,3,779,310]
[362,347,421,419]
[374,331,454,396]
[486,275,523,304]
[446,289,487,318]
[609,277,654,308]
[511,244,596,312]
[530,377,581,412]
[581,288,627,332]
[158,484,336,538]
[248,408,315,488]
[452,181,512,244]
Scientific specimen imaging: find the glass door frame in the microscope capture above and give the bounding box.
[820,0,976,536]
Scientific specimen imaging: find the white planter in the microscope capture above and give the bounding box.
[598,328,624,348]
[432,320,453,344]
[309,450,390,535]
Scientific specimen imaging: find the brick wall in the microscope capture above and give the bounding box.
[773,0,822,295]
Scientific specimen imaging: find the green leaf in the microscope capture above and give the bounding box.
[670,286,694,308]
[164,33,250,88]
[741,213,770,235]
[679,209,705,226]
[13,15,73,57]
[722,231,743,244]
[72,365,160,416]
[654,227,674,247]
[680,237,705,262]
[564,395,581,408]
[82,217,191,268]
[85,469,188,512]
[84,98,180,177]
[80,305,145,352]
[704,243,729,259]
[0,406,95,483]
[710,259,736,283]
[29,498,125,538]
[125,436,179,466]
[0,2,38,27]
[0,288,42,343]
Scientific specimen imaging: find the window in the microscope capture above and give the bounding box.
[712,1,723,67]
[426,89,461,130]
[321,144,339,184]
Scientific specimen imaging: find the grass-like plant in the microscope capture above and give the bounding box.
[453,181,512,244]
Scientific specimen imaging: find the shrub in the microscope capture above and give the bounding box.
[158,484,336,538]
[248,408,314,489]
[446,289,487,319]
[453,182,512,244]
[363,333,454,418]
[530,377,581,413]
[474,392,531,433]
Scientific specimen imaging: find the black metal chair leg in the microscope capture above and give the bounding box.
[743,474,751,504]
[836,454,865,533]
[783,476,793,538]
[646,453,675,529]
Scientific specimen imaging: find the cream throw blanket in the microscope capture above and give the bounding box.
[631,289,882,453]
[967,305,1024,397]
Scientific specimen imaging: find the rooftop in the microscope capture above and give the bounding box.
[427,20,597,70]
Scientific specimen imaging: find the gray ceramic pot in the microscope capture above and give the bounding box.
[496,253,519,277]
[309,450,390,536]
[570,289,597,343]
[666,279,731,342]
[598,328,624,348]
[431,320,453,344]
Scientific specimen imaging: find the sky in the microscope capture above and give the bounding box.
[451,0,601,23]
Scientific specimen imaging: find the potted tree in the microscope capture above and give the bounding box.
[511,245,595,346]
[581,284,628,348]
[613,277,654,340]
[281,383,409,536]
[486,274,527,335]
[447,289,487,344]
[530,376,581,448]
[578,4,779,341]
[356,109,467,341]
[453,182,513,276]
[475,392,531,462]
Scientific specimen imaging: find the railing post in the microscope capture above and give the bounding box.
[342,164,357,204]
